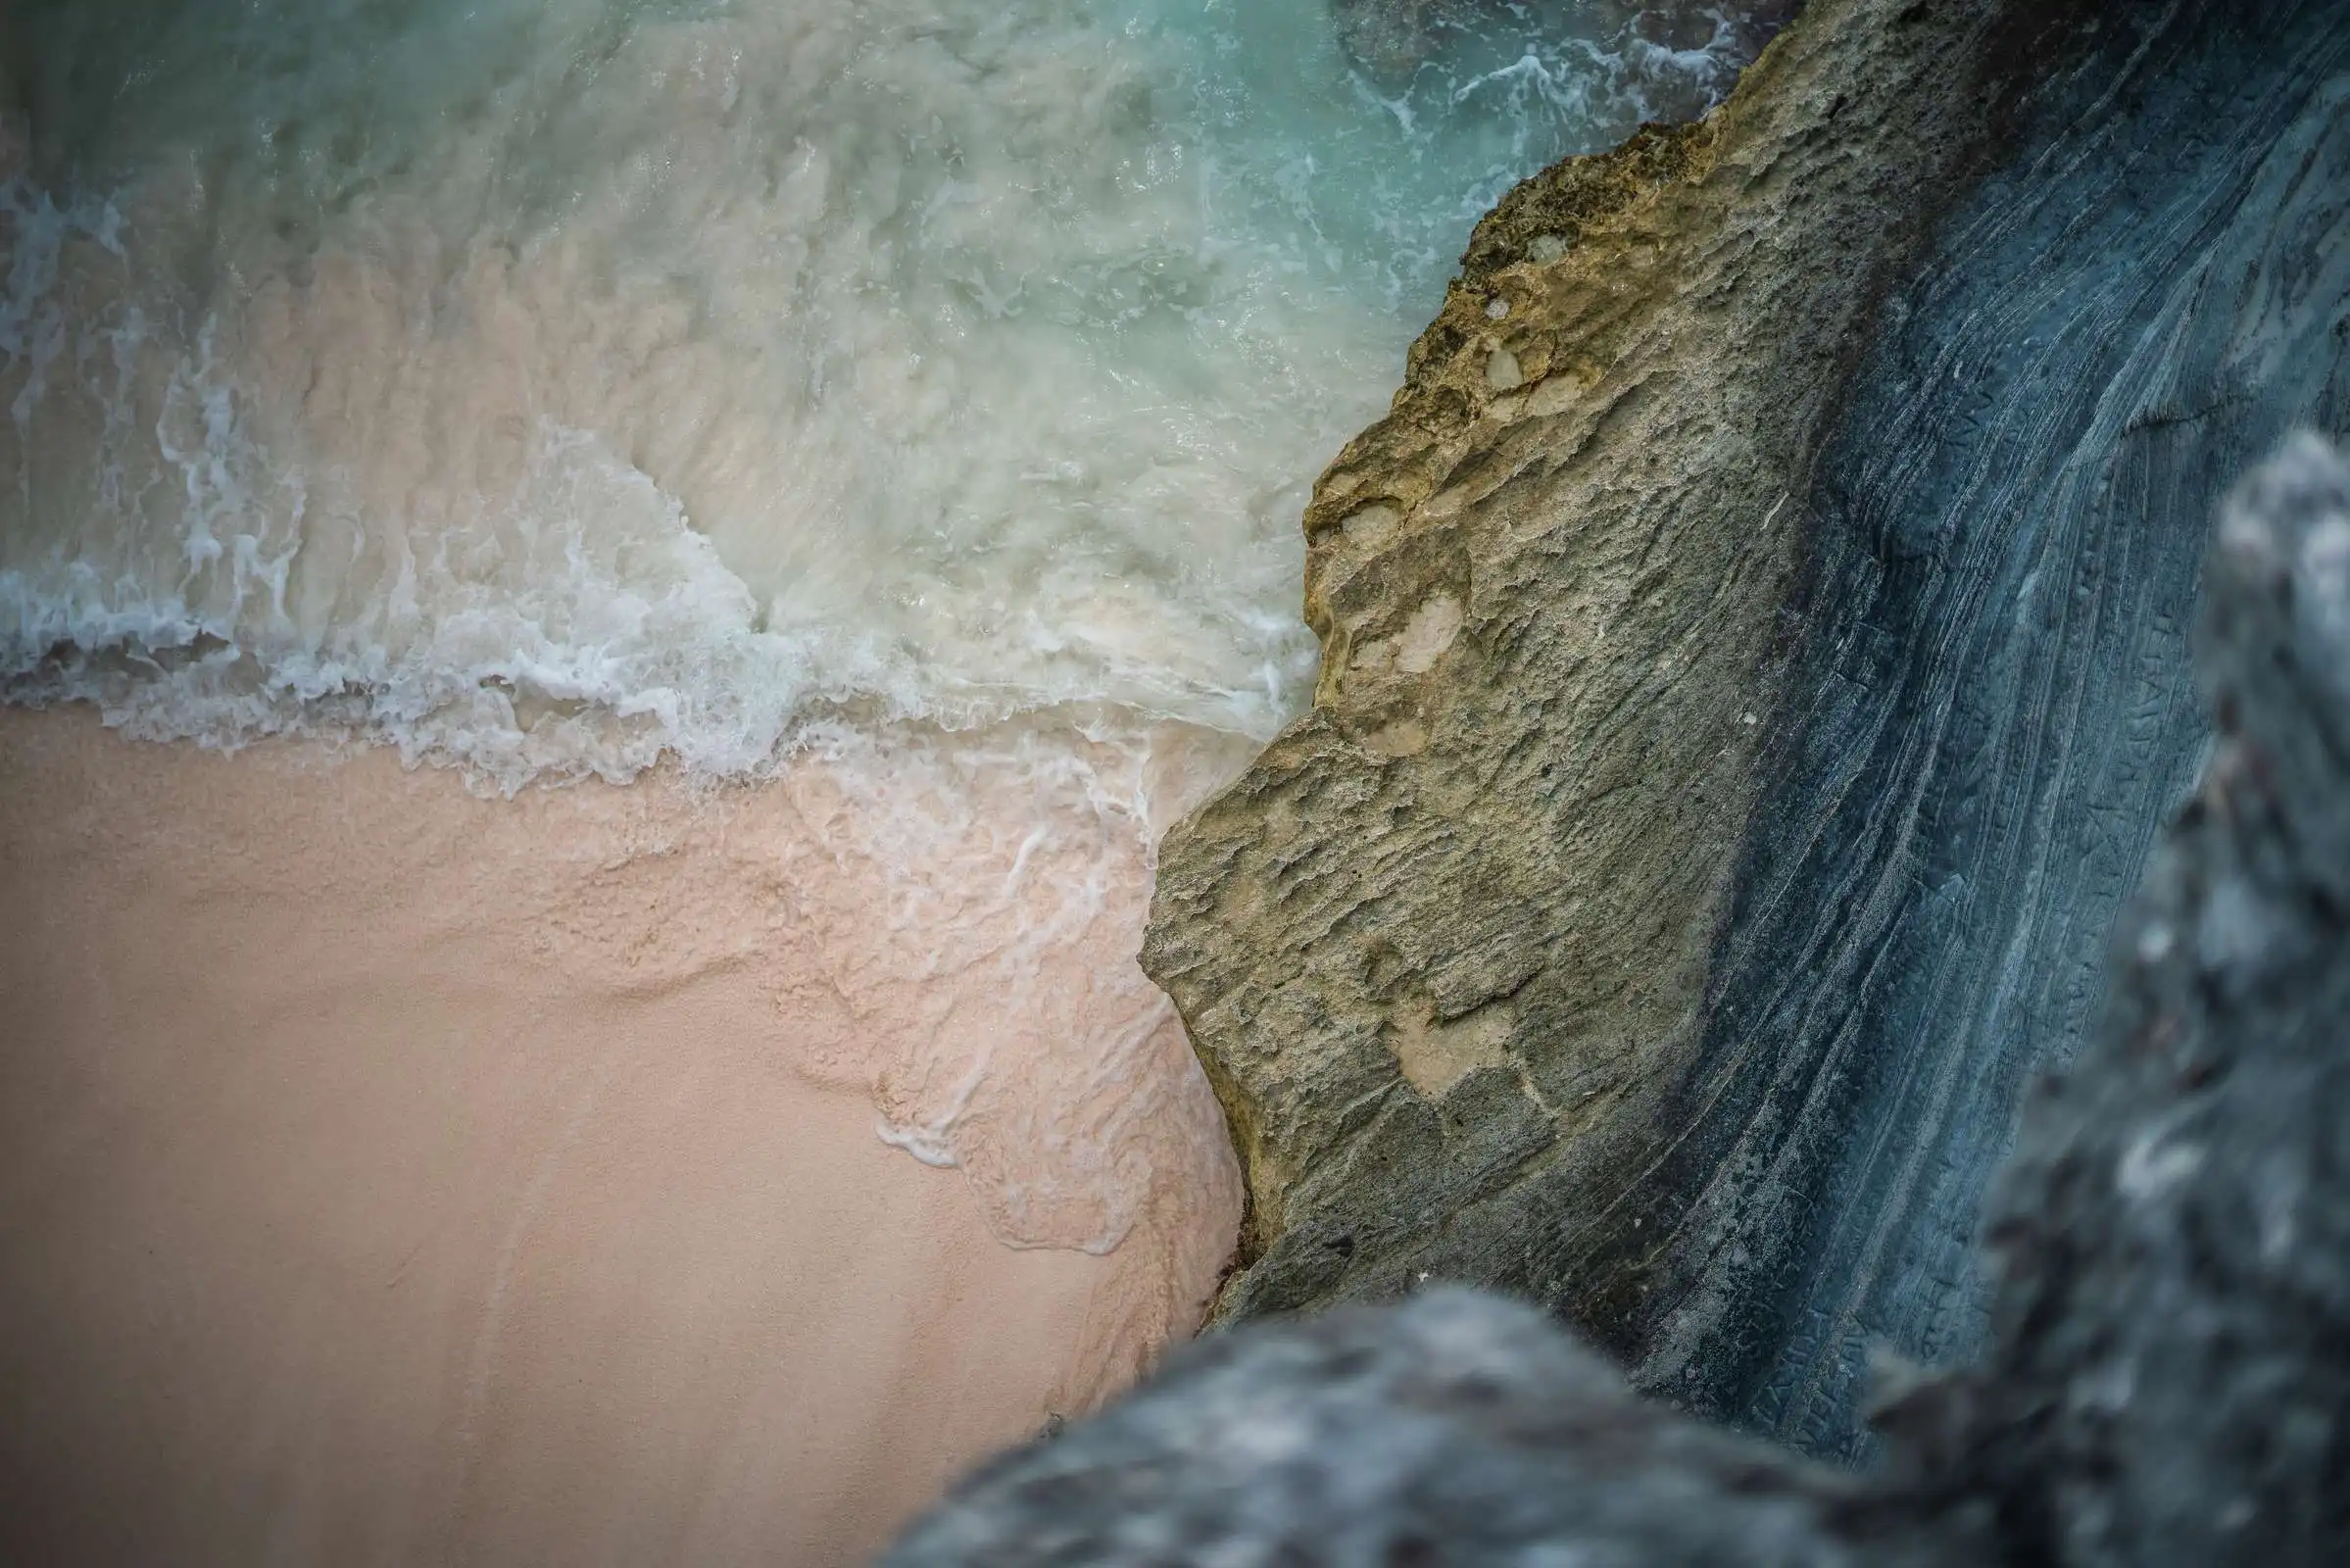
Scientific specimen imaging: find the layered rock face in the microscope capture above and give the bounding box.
[893,438,2350,1567]
[1642,0,2350,1453]
[1144,0,2350,1457]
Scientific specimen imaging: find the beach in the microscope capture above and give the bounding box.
[0,707,1233,1563]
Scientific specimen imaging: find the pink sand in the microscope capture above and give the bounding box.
[0,708,1237,1564]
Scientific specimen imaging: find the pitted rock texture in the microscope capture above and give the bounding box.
[1148,0,2081,1368]
[1145,0,2350,1458]
[897,441,2350,1568]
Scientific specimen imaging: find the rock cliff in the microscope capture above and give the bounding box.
[891,435,2350,1567]
[1143,0,2350,1456]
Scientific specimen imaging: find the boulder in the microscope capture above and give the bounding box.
[1147,0,2350,1455]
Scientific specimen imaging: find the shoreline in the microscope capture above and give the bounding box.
[0,706,1231,1563]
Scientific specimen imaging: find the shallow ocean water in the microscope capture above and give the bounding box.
[3,0,1760,777]
[0,0,1772,1244]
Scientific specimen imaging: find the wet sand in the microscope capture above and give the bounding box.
[0,708,1232,1564]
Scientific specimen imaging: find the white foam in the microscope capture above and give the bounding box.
[2,0,1764,786]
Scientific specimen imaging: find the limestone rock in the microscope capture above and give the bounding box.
[1146,0,2350,1456]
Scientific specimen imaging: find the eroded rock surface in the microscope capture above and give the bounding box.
[895,439,2350,1568]
[1146,0,2350,1457]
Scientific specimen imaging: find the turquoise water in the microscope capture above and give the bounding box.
[1,0,1765,786]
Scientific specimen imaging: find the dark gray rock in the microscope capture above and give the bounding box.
[889,440,2350,1568]
[1946,434,2350,1565]
[885,1288,1950,1567]
[1628,0,2350,1457]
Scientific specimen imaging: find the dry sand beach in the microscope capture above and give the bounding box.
[0,708,1235,1563]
